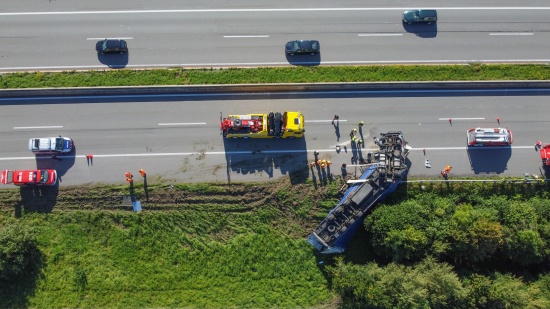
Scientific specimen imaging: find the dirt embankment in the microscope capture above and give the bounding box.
[0,178,340,216]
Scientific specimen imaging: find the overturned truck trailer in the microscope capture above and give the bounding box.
[307,131,409,254]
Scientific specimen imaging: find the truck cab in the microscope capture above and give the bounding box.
[221,111,304,138]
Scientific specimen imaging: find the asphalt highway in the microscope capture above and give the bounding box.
[0,89,549,185]
[1,1,550,71]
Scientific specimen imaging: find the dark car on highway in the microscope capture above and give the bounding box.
[402,9,438,24]
[96,39,128,54]
[285,40,320,55]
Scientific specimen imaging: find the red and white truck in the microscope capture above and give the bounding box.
[1,169,57,186]
[540,144,550,166]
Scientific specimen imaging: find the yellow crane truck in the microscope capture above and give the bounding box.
[220,111,305,138]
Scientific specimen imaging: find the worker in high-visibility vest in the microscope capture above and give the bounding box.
[321,159,326,169]
[444,165,452,173]
[139,169,146,177]
[326,160,332,166]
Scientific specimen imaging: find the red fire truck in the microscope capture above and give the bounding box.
[467,127,513,146]
[540,144,550,166]
[1,169,57,186]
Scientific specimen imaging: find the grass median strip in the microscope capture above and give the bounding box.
[1,64,550,88]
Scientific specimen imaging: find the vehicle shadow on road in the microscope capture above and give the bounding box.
[467,146,512,174]
[402,22,437,38]
[222,137,309,185]
[35,147,77,184]
[286,53,321,66]
[97,51,129,69]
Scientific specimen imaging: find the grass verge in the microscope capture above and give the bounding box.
[0,177,548,308]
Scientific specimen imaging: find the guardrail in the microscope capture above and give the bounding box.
[2,80,550,98]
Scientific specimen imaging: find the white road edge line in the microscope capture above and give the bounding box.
[14,126,63,130]
[4,7,550,17]
[158,123,207,126]
[0,146,538,161]
[5,59,550,71]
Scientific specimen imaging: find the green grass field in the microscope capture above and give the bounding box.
[0,180,341,308]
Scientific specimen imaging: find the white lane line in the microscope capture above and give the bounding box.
[3,7,550,16]
[158,122,207,126]
[305,120,347,123]
[438,118,485,121]
[489,33,533,36]
[87,37,134,40]
[5,59,550,72]
[0,146,537,161]
[358,33,403,37]
[14,126,63,130]
[223,35,269,38]
[417,146,533,150]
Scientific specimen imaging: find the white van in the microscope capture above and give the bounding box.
[29,136,74,154]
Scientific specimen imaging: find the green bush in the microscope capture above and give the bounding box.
[0,223,40,282]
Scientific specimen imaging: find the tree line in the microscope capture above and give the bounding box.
[329,187,550,308]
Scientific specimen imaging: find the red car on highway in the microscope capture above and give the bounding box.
[1,169,57,186]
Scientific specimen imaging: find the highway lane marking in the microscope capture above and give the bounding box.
[489,33,533,36]
[306,120,347,123]
[158,123,207,126]
[3,7,550,16]
[358,33,403,37]
[223,35,269,38]
[13,126,63,130]
[86,37,134,40]
[0,146,537,161]
[438,118,485,121]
